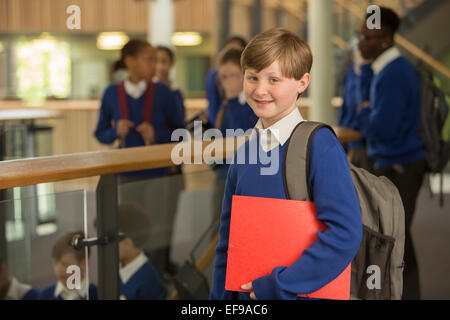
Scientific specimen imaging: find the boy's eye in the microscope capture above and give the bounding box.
[270,78,279,83]
[247,76,257,81]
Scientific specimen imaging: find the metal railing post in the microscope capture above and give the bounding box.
[96,174,120,300]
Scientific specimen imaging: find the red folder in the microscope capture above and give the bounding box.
[225,195,351,300]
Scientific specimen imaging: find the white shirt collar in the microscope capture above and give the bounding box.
[371,46,401,75]
[119,252,148,284]
[54,279,88,300]
[250,107,305,152]
[124,79,147,99]
[5,277,32,300]
[238,91,246,105]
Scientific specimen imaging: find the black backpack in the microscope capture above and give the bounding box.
[284,121,405,299]
[417,66,450,205]
[418,68,450,173]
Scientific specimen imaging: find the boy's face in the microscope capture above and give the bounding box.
[244,60,310,128]
[218,61,243,99]
[53,253,85,288]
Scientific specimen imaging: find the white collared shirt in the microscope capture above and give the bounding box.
[54,278,88,300]
[119,252,148,284]
[124,79,147,99]
[238,91,246,105]
[371,46,401,75]
[4,277,32,300]
[250,107,305,152]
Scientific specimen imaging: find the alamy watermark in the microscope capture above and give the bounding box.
[170,121,279,176]
[366,5,381,30]
[66,265,81,290]
[66,5,81,30]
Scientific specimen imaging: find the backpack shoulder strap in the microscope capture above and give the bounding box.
[117,81,129,120]
[283,121,336,202]
[142,81,156,123]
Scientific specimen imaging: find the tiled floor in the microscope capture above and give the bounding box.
[412,184,450,299]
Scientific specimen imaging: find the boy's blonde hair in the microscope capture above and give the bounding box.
[241,28,312,80]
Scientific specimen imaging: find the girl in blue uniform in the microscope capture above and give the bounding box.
[155,45,185,122]
[94,39,185,179]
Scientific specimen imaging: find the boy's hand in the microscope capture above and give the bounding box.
[241,282,257,300]
[136,122,156,145]
[116,119,134,137]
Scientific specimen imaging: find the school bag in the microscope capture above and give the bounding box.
[416,66,450,205]
[283,121,405,300]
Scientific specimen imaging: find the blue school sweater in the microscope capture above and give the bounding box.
[94,81,185,178]
[215,97,258,179]
[172,88,186,122]
[355,56,424,169]
[22,287,40,300]
[120,261,165,300]
[206,68,223,125]
[210,128,362,300]
[338,63,373,149]
[38,282,98,300]
[219,98,258,136]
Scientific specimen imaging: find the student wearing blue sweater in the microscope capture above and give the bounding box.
[155,45,186,122]
[338,46,374,170]
[94,39,185,179]
[117,203,165,300]
[206,36,247,125]
[214,47,258,177]
[210,28,362,300]
[39,231,98,300]
[356,7,425,300]
[210,47,258,236]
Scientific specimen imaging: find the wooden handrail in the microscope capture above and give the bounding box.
[0,138,239,190]
[333,0,450,78]
[0,127,361,190]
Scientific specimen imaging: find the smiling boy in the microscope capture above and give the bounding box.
[210,28,362,300]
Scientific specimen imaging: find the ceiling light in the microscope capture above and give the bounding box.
[171,32,202,47]
[97,32,129,50]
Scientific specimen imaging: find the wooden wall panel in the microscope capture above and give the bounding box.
[123,0,148,33]
[1,0,148,33]
[0,0,8,31]
[174,0,213,33]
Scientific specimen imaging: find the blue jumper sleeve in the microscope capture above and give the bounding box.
[155,85,186,144]
[206,68,223,124]
[356,70,408,142]
[94,86,118,144]
[252,128,363,300]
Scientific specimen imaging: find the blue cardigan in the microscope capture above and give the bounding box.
[355,56,424,169]
[210,128,362,300]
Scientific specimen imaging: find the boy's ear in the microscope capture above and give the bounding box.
[297,73,311,95]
